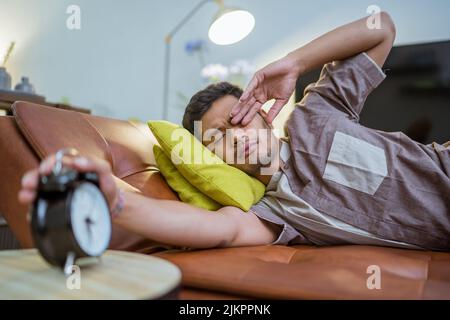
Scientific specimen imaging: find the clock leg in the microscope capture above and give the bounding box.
[63,251,76,276]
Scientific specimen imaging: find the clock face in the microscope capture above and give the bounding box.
[70,182,111,256]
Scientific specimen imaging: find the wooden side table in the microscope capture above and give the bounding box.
[0,249,181,300]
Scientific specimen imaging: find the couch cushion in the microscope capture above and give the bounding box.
[85,115,159,178]
[153,145,221,210]
[157,245,450,299]
[12,101,110,162]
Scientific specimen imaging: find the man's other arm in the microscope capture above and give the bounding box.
[289,11,396,72]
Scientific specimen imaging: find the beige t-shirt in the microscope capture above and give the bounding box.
[251,140,422,249]
[250,52,450,249]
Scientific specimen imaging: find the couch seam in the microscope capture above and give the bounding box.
[12,104,46,159]
[82,114,115,170]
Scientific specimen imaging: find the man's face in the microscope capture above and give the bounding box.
[198,95,279,177]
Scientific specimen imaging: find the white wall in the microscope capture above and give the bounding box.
[1,0,449,124]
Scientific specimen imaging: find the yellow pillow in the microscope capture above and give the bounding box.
[148,120,265,211]
[153,145,222,211]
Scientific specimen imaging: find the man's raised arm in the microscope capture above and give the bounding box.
[288,11,396,73]
[231,12,396,125]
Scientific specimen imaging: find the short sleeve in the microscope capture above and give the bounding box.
[250,199,310,245]
[303,52,386,120]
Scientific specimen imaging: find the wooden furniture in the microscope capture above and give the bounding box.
[0,249,181,299]
[0,89,91,115]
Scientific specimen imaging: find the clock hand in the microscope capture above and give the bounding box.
[84,193,101,246]
[86,193,99,224]
[85,217,94,244]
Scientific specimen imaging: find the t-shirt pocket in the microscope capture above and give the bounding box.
[323,131,388,195]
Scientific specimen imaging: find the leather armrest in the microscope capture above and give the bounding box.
[0,116,38,247]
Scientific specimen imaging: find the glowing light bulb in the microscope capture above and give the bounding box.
[208,10,255,45]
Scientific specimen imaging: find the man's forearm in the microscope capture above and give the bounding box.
[112,191,238,249]
[288,12,396,74]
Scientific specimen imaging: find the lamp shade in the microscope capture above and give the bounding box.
[208,9,255,45]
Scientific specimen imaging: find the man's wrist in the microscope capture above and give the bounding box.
[285,51,306,77]
[110,188,125,219]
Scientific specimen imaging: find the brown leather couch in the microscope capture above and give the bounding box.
[1,101,450,300]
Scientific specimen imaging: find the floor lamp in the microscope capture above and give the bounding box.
[162,0,255,120]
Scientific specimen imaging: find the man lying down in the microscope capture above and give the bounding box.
[19,12,450,251]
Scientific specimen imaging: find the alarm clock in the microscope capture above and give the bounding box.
[30,148,112,275]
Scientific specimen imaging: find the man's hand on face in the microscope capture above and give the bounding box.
[230,55,302,126]
[18,155,120,211]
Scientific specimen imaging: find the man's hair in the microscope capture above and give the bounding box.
[182,82,242,134]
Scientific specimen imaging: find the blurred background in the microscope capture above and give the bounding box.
[0,0,449,142]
